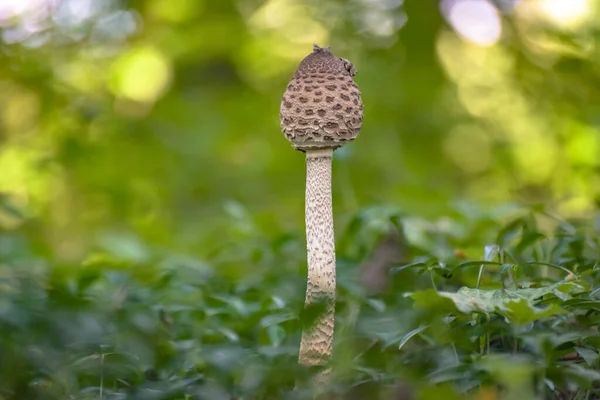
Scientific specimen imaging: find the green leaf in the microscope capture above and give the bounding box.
[390,261,428,274]
[562,364,600,388]
[267,325,286,347]
[496,218,525,248]
[451,260,503,273]
[406,289,459,314]
[515,231,546,253]
[504,299,566,324]
[427,364,473,385]
[260,312,297,327]
[431,281,586,316]
[564,299,600,310]
[299,300,329,329]
[418,384,462,400]
[218,328,239,343]
[97,232,151,264]
[574,347,598,366]
[478,354,537,397]
[366,298,386,312]
[550,331,599,347]
[398,325,430,350]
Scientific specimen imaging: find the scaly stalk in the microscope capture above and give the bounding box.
[298,149,336,369]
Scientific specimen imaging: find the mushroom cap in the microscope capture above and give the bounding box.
[280,44,364,152]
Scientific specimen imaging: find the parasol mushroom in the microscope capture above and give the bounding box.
[279,44,364,377]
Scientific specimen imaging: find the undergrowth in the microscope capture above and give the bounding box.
[1,203,600,399]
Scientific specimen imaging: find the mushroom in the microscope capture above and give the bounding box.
[279,44,364,376]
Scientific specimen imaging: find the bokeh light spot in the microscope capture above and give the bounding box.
[441,0,502,47]
[566,123,599,166]
[0,145,51,215]
[539,0,591,28]
[111,46,172,103]
[0,0,45,22]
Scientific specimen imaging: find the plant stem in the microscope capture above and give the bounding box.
[298,148,336,375]
[429,271,438,291]
[100,353,104,399]
[476,264,484,289]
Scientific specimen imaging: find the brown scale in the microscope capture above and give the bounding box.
[280,44,363,151]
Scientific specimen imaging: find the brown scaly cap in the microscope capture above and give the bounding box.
[280,44,364,152]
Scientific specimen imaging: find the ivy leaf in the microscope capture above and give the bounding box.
[422,281,586,317]
[406,289,459,315]
[504,299,566,324]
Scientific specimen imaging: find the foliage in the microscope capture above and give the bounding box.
[0,206,599,399]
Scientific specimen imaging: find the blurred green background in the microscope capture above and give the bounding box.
[0,0,599,258]
[1,1,600,398]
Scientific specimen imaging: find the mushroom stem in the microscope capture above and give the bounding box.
[299,148,336,370]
